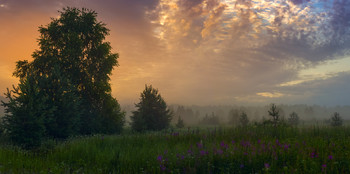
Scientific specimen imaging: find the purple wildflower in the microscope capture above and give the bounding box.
[160,164,166,171]
[328,155,333,160]
[197,142,203,149]
[200,150,208,156]
[264,163,270,169]
[322,164,327,172]
[157,155,163,162]
[220,141,228,149]
[231,140,235,144]
[187,149,193,155]
[240,164,244,168]
[275,139,280,145]
[310,150,318,158]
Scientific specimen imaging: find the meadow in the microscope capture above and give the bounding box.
[0,125,350,173]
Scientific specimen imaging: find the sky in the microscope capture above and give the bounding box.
[0,0,350,106]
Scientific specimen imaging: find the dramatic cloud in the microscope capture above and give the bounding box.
[1,0,350,106]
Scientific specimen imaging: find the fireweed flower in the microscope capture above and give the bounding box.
[310,150,318,158]
[157,155,163,162]
[220,141,228,149]
[322,164,327,172]
[264,163,270,169]
[160,164,166,171]
[328,155,333,160]
[200,150,208,156]
[197,142,203,149]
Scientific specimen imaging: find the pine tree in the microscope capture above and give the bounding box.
[131,85,172,132]
[1,73,52,149]
[176,117,185,128]
[239,111,249,127]
[268,104,280,127]
[330,112,342,127]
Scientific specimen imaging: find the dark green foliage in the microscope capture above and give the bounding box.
[268,103,280,127]
[239,111,249,127]
[12,7,124,135]
[131,85,172,132]
[1,7,124,148]
[176,117,185,128]
[1,74,50,149]
[288,112,300,126]
[330,112,342,127]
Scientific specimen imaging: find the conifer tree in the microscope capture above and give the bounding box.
[131,85,172,132]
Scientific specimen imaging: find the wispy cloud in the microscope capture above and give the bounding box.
[1,0,350,105]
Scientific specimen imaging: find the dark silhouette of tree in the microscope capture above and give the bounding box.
[239,111,249,127]
[288,112,299,126]
[200,112,220,125]
[1,74,49,149]
[268,104,280,127]
[131,85,172,132]
[330,112,342,127]
[176,117,185,128]
[1,7,124,147]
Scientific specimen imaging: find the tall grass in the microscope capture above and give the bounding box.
[0,126,350,173]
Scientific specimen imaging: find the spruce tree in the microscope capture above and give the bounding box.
[131,85,172,132]
[1,73,51,149]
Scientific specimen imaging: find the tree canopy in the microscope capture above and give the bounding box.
[1,7,124,148]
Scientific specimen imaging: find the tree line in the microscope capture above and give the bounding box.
[0,8,171,149]
[0,7,345,149]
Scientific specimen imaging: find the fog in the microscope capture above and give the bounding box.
[121,103,350,127]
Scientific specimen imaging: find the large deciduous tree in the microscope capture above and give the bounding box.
[1,7,124,147]
[131,85,172,132]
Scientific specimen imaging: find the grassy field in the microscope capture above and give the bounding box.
[0,125,350,173]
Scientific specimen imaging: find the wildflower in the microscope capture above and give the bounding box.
[264,163,270,169]
[220,141,228,149]
[310,150,318,158]
[328,155,333,160]
[275,139,280,145]
[176,153,184,160]
[240,164,244,168]
[197,141,203,149]
[160,164,166,171]
[322,164,327,172]
[157,155,163,162]
[200,150,208,156]
[231,140,235,144]
[283,144,290,150]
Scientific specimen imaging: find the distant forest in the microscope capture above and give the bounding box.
[122,104,350,126]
